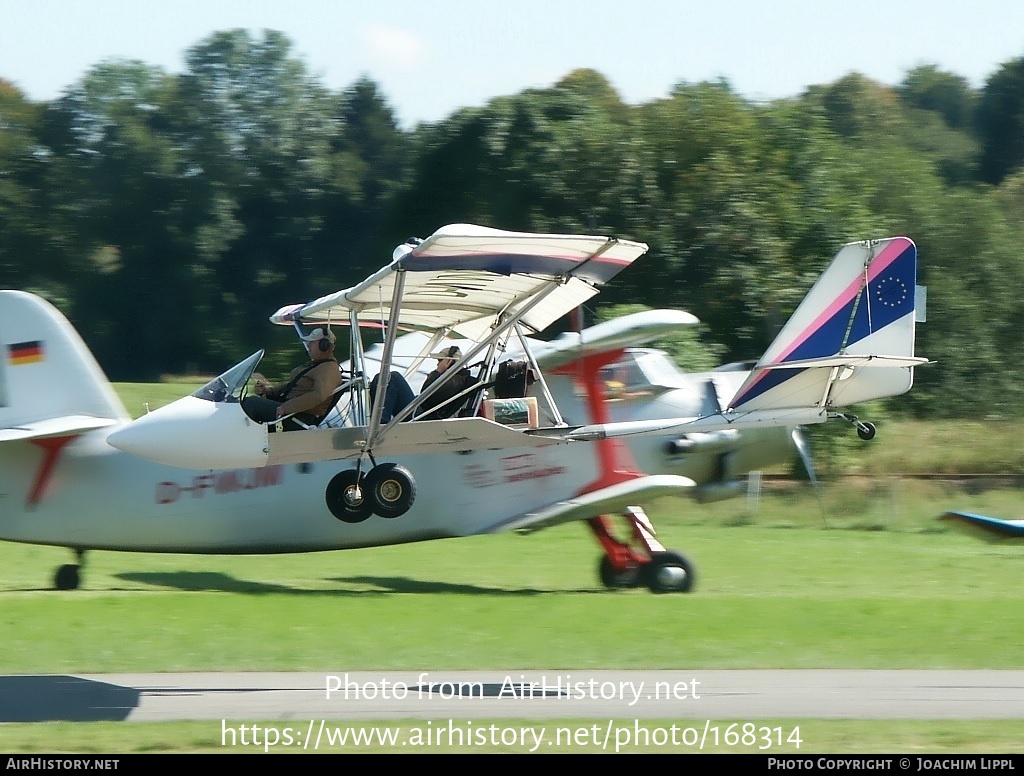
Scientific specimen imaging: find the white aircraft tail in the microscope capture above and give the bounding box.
[728,237,927,413]
[0,290,128,441]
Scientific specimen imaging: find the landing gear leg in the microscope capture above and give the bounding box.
[588,507,695,593]
[54,548,85,591]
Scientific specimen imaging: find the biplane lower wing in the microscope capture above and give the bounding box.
[267,402,827,467]
[265,416,564,465]
[485,474,695,534]
[530,408,829,444]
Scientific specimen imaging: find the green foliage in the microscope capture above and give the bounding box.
[899,65,977,130]
[4,33,1024,416]
[977,56,1024,183]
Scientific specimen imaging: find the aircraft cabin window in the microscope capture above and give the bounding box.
[634,350,686,385]
[600,354,650,398]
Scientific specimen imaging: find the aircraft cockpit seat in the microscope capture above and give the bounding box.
[492,359,536,399]
[478,360,539,428]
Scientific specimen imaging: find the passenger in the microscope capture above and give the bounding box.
[419,345,474,420]
[369,370,416,423]
[242,327,342,430]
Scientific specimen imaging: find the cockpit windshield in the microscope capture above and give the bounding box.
[191,350,264,403]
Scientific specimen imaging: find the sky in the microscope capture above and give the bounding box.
[2,0,1023,128]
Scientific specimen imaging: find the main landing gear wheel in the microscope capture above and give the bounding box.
[598,556,641,589]
[325,470,373,523]
[643,551,696,594]
[365,463,416,519]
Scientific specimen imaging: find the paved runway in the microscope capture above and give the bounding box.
[3,670,1024,722]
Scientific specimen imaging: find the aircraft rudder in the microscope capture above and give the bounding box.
[728,237,922,411]
[767,236,918,366]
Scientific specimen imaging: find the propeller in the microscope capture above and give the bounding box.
[791,427,818,488]
[791,427,827,526]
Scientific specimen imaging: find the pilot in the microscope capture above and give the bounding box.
[419,345,474,420]
[242,327,342,430]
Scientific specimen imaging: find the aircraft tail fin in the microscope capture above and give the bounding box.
[728,237,928,413]
[0,291,128,440]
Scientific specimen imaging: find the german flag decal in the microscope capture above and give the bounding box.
[8,340,44,365]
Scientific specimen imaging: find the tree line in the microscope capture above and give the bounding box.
[3,29,1024,418]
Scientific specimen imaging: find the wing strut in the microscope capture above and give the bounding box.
[372,277,570,435]
[365,267,409,445]
[514,322,563,425]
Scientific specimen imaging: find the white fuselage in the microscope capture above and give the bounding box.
[0,400,791,554]
[0,427,597,552]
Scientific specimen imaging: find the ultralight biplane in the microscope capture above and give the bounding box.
[3,225,927,592]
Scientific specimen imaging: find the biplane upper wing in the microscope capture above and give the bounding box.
[270,224,649,340]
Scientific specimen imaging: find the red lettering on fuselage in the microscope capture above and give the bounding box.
[155,466,284,504]
[463,453,566,488]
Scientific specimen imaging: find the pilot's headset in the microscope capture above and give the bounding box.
[306,327,335,353]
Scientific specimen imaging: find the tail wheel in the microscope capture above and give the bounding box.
[856,421,877,441]
[598,556,641,589]
[325,470,373,523]
[643,551,696,594]
[366,463,416,519]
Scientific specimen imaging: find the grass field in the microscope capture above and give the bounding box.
[113,381,206,419]
[2,507,1023,753]
[2,383,1023,752]
[2,720,1021,754]
[3,502,1023,672]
